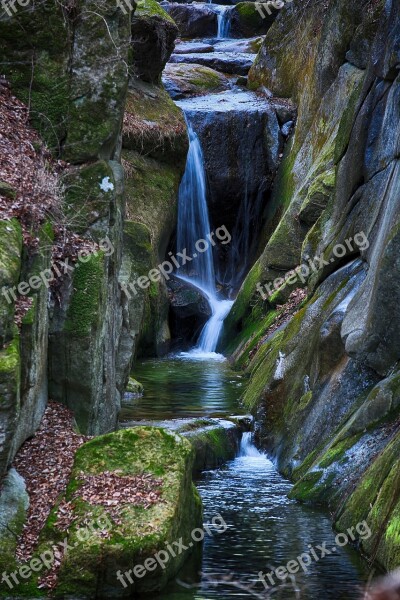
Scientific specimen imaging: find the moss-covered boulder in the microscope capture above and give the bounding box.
[119,418,242,474]
[182,420,241,473]
[231,2,276,37]
[164,3,217,38]
[123,80,188,165]
[131,0,178,84]
[0,0,131,161]
[168,276,211,348]
[119,75,188,360]
[335,428,400,571]
[163,63,230,100]
[36,428,202,597]
[0,219,22,347]
[0,219,52,475]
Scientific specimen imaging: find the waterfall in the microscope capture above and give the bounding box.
[176,117,233,358]
[177,121,215,293]
[239,432,263,457]
[216,6,233,39]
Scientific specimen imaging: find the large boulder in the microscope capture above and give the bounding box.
[131,0,178,84]
[32,428,202,597]
[48,160,125,435]
[119,418,242,474]
[223,0,400,574]
[63,0,131,163]
[176,90,285,289]
[230,2,277,37]
[163,2,218,37]
[119,79,188,361]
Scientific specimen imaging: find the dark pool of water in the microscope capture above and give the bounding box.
[160,441,373,600]
[120,357,245,421]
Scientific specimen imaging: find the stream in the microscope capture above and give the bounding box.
[127,8,374,599]
[123,361,373,599]
[161,433,371,599]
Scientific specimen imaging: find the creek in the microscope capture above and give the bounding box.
[128,8,374,599]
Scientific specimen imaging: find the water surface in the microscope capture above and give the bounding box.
[162,437,373,599]
[120,358,244,421]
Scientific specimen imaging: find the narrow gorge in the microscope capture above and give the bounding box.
[0,0,399,598]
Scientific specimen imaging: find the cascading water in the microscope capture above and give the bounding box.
[176,118,233,358]
[176,121,215,293]
[196,293,233,353]
[216,6,233,39]
[239,431,263,457]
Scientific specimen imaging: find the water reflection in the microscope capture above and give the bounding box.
[120,358,244,421]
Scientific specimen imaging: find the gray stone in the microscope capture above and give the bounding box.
[169,51,256,75]
[0,469,29,571]
[164,3,218,37]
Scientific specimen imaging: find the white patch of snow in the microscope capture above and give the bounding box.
[274,351,286,380]
[99,177,114,192]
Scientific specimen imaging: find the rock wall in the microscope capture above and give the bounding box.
[224,0,400,571]
[0,0,187,452]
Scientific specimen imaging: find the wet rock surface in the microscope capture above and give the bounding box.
[163,62,231,99]
[164,2,218,37]
[169,50,256,75]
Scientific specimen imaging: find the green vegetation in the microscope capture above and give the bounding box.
[64,252,105,336]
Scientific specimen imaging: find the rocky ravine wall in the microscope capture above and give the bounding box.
[224,0,400,571]
[0,0,186,471]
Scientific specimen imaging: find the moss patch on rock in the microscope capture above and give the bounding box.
[64,252,105,337]
[35,427,202,597]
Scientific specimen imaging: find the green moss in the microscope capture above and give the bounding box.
[298,390,313,410]
[334,73,365,163]
[0,181,16,199]
[125,85,183,129]
[122,150,181,261]
[184,425,239,472]
[336,430,400,546]
[62,161,115,234]
[35,428,202,596]
[64,252,105,336]
[288,471,323,502]
[21,296,37,326]
[0,336,20,374]
[0,219,22,281]
[136,0,175,22]
[123,84,187,164]
[241,329,285,410]
[222,259,263,350]
[176,419,214,433]
[318,433,362,469]
[126,377,144,394]
[235,2,269,33]
[190,67,225,90]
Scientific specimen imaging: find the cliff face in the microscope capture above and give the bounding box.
[0,0,186,467]
[225,0,400,571]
